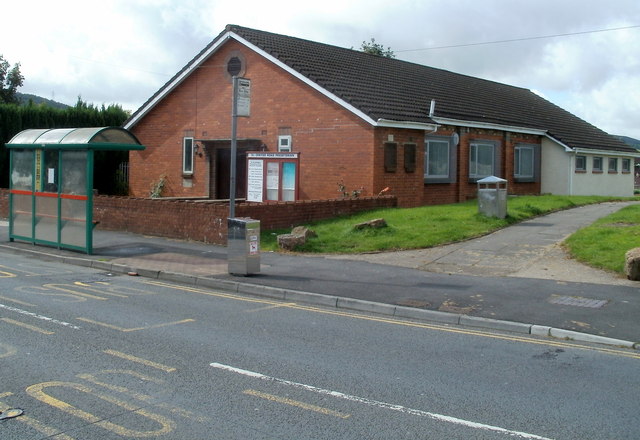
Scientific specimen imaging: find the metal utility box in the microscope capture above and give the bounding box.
[477,176,508,219]
[228,217,261,275]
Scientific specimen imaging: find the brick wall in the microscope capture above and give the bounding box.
[0,188,7,219]
[92,194,396,245]
[127,40,544,209]
[0,188,395,244]
[129,40,377,203]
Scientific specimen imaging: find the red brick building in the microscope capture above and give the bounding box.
[124,25,637,207]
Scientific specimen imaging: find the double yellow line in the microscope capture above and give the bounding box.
[144,280,640,360]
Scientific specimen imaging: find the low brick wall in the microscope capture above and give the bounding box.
[0,188,396,244]
[93,195,396,245]
[0,188,7,219]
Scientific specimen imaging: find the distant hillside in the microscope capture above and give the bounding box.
[16,92,69,109]
[616,135,640,150]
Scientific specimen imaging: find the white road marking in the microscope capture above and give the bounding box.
[210,362,554,440]
[0,303,80,329]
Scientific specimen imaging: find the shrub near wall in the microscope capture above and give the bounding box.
[93,195,397,245]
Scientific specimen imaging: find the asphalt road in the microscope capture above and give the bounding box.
[1,252,638,439]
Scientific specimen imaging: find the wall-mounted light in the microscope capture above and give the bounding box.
[194,142,203,157]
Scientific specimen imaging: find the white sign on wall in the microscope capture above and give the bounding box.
[247,159,263,202]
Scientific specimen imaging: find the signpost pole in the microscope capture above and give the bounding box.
[229,75,238,219]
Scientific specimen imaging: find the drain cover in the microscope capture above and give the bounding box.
[548,295,608,308]
[0,408,24,420]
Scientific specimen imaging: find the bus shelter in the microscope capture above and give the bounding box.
[6,127,145,254]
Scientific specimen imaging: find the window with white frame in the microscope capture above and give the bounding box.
[575,155,586,172]
[608,157,618,173]
[592,156,603,172]
[469,141,495,180]
[424,136,457,183]
[425,140,449,178]
[622,158,631,173]
[514,145,534,180]
[183,137,194,175]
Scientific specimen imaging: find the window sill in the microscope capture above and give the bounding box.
[592,171,603,174]
[425,177,455,184]
[182,173,194,178]
[574,170,587,174]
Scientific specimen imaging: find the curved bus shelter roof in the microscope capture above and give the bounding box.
[6,126,145,151]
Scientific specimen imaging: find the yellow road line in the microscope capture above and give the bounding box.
[145,280,640,360]
[78,370,209,422]
[1,318,54,335]
[243,389,351,419]
[0,343,17,359]
[245,303,297,313]
[0,393,76,440]
[43,284,108,301]
[77,317,194,333]
[103,349,176,372]
[26,381,175,437]
[0,295,36,307]
[72,282,128,298]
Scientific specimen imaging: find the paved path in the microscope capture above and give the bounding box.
[327,202,639,286]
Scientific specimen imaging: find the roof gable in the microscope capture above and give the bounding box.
[126,25,634,153]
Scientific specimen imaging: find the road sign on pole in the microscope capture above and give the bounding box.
[229,77,251,219]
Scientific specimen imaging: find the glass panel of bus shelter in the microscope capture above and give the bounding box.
[11,150,33,191]
[35,195,58,243]
[60,198,87,248]
[61,151,87,195]
[34,151,59,243]
[60,151,88,249]
[42,150,59,193]
[10,150,34,238]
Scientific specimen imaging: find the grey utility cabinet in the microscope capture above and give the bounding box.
[227,217,261,275]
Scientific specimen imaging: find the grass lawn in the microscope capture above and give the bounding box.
[564,204,640,273]
[261,195,637,273]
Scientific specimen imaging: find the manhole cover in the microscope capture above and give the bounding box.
[548,295,608,308]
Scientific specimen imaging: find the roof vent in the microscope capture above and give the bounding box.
[429,99,436,118]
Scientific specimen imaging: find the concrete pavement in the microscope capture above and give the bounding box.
[0,201,638,348]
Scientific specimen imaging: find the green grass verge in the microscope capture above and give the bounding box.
[261,195,631,255]
[564,204,640,273]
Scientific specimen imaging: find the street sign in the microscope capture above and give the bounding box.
[236,78,251,117]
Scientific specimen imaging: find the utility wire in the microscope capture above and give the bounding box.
[396,24,640,52]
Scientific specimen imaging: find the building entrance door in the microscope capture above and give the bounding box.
[211,146,249,200]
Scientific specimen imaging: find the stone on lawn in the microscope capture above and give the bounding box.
[624,247,640,281]
[277,226,317,251]
[354,218,387,230]
[291,226,317,239]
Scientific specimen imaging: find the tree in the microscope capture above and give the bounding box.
[0,55,24,104]
[360,38,396,58]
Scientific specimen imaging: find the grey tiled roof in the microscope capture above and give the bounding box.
[129,25,634,153]
[230,25,632,153]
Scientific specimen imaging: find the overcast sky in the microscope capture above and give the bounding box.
[3,0,639,139]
